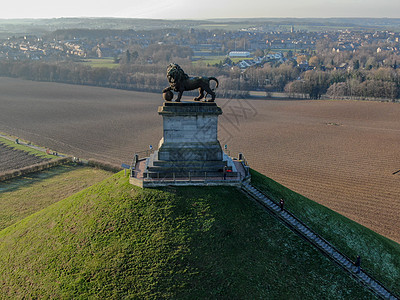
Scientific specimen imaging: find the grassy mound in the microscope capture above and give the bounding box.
[0,172,377,298]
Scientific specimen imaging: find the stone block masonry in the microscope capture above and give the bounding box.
[130,100,250,187]
[143,101,230,179]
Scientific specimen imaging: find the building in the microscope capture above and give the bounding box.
[229,51,251,58]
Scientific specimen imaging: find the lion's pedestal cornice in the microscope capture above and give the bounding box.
[158,101,222,116]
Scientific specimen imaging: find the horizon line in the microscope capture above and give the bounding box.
[1,16,400,21]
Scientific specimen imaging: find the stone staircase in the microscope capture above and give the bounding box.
[241,182,399,300]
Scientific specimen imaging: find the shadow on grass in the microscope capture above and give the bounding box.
[148,185,373,299]
[0,164,77,194]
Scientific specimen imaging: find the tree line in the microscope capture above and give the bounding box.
[0,60,250,98]
[1,40,400,101]
[284,68,400,100]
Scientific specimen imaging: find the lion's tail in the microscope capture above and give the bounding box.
[209,77,219,89]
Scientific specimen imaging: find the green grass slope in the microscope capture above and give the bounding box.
[251,169,400,296]
[0,172,377,299]
[0,165,113,231]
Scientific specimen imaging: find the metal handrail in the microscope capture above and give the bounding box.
[133,149,155,159]
[130,149,248,181]
[142,170,240,182]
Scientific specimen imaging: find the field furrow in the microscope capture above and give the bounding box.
[0,143,50,172]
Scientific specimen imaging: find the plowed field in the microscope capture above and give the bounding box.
[0,141,50,172]
[0,78,399,243]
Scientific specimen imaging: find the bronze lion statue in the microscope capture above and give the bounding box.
[162,63,219,102]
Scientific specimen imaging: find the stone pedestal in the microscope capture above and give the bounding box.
[143,101,232,178]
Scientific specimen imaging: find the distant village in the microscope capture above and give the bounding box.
[1,24,400,101]
[1,26,400,71]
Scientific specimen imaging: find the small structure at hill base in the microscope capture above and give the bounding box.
[130,100,250,188]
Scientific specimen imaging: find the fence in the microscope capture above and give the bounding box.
[130,149,250,182]
[138,171,242,182]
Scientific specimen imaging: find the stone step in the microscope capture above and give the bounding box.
[143,171,234,179]
[377,286,385,294]
[152,159,227,168]
[146,164,230,172]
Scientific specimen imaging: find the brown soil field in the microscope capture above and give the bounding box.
[0,78,399,243]
[0,141,50,172]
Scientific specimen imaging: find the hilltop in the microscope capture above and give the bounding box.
[2,171,398,298]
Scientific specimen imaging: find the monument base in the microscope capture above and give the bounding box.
[143,151,238,179]
[130,154,249,188]
[130,101,250,187]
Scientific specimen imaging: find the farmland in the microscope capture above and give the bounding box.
[81,58,120,69]
[0,140,51,173]
[0,77,399,243]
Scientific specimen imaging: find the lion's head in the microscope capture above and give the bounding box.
[166,63,189,87]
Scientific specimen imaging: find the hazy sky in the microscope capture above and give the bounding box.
[2,0,400,19]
